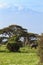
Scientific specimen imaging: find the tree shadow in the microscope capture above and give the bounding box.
[0,50,10,53]
[0,50,29,53]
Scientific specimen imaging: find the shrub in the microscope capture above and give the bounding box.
[7,41,23,52]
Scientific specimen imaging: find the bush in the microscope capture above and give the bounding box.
[7,41,23,52]
[7,35,23,52]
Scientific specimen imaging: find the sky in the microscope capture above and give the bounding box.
[0,0,43,34]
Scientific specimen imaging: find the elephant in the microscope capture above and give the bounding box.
[30,43,38,49]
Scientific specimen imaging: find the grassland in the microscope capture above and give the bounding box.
[0,45,39,65]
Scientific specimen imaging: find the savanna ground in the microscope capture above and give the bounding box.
[0,45,39,65]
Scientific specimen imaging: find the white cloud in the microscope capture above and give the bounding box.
[14,4,24,11]
[18,6,24,11]
[0,3,24,11]
[0,3,10,8]
[0,3,25,12]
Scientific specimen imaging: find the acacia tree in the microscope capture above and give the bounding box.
[0,24,38,48]
[0,25,27,37]
[0,25,28,44]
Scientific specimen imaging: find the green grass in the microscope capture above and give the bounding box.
[0,45,39,65]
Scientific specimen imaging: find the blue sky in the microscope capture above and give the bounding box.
[0,0,43,34]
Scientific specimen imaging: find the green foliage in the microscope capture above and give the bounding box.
[7,41,23,52]
[0,24,39,53]
[7,43,19,52]
[0,25,27,37]
[7,35,23,52]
